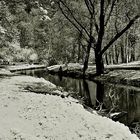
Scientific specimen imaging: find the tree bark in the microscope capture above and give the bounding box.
[121,45,126,63]
[95,45,104,75]
[83,43,91,76]
[71,45,76,62]
[105,53,109,65]
[115,45,119,64]
[77,44,81,63]
[77,31,82,63]
[95,54,104,75]
[94,0,105,75]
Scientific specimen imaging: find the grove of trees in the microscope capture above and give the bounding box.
[56,0,140,75]
[0,0,140,75]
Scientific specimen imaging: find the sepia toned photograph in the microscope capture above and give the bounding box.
[0,0,140,139]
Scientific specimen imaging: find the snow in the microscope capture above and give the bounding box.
[105,60,140,69]
[47,64,65,71]
[7,64,46,71]
[47,63,83,71]
[68,63,83,70]
[0,68,13,75]
[0,72,139,140]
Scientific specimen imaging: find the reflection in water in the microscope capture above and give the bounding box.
[103,84,140,126]
[58,75,63,81]
[82,80,91,106]
[96,82,104,109]
[19,69,140,127]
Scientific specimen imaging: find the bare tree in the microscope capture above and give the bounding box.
[56,0,140,75]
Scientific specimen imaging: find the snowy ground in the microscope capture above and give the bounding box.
[7,64,46,71]
[0,68,139,140]
[47,63,83,71]
[0,68,14,76]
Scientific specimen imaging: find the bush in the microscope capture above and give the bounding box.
[48,58,57,66]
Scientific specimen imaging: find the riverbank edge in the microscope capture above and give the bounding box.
[47,64,140,87]
[93,70,140,87]
[7,64,46,72]
[8,63,140,88]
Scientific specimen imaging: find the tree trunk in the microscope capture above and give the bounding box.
[95,55,104,75]
[83,43,91,76]
[130,45,135,62]
[121,45,127,63]
[94,0,105,75]
[96,81,104,109]
[115,45,119,64]
[105,53,109,65]
[95,49,104,75]
[77,43,81,63]
[77,31,82,63]
[71,45,76,62]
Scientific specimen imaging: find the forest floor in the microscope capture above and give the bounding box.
[0,67,139,140]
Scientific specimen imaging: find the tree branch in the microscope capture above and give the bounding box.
[105,0,117,27]
[101,15,140,55]
[96,0,105,48]
[58,2,89,42]
[84,0,93,15]
[88,0,94,8]
[84,0,99,34]
[58,3,81,33]
[59,0,90,37]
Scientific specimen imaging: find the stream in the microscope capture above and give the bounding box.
[18,68,140,131]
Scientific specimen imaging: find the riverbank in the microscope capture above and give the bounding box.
[7,64,46,72]
[94,70,140,87]
[0,68,138,140]
[47,62,140,87]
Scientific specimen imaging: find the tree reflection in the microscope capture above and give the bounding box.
[58,75,63,81]
[82,80,92,107]
[95,81,105,110]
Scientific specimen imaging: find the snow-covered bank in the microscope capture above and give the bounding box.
[94,70,140,87]
[47,63,140,87]
[0,69,13,76]
[47,63,85,78]
[0,73,139,140]
[7,64,46,72]
[47,63,83,72]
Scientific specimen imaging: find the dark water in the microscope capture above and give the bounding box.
[18,69,140,127]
